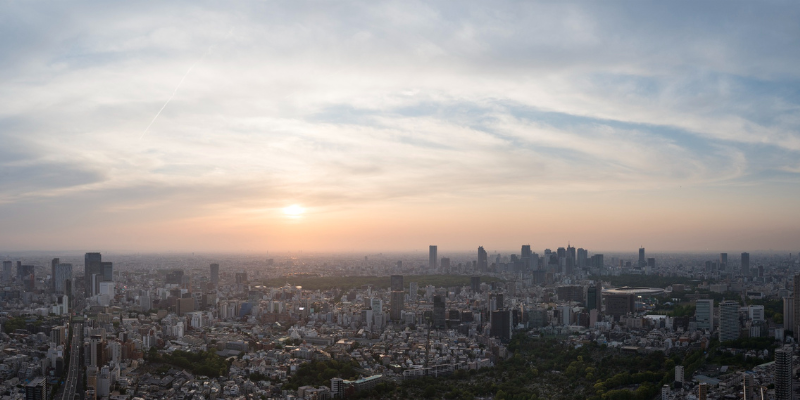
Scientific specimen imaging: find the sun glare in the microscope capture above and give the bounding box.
[282,204,306,217]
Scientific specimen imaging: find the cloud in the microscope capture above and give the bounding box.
[1,1,799,250]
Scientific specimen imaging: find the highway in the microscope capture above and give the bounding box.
[60,320,83,400]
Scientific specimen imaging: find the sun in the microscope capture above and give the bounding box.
[282,204,306,217]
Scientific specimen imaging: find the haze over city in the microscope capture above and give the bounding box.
[2,2,799,252]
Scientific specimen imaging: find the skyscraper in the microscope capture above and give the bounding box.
[591,254,604,274]
[477,246,488,272]
[695,299,714,331]
[521,245,531,259]
[51,258,59,292]
[390,282,404,322]
[17,264,35,292]
[210,263,219,287]
[53,263,72,294]
[741,252,750,276]
[84,252,102,297]
[429,245,437,269]
[1,261,11,283]
[638,247,645,268]
[719,300,740,342]
[490,309,512,341]
[433,295,446,329]
[775,345,793,400]
[440,257,451,272]
[719,253,728,270]
[470,276,481,293]
[577,248,587,269]
[784,295,794,335]
[793,274,800,334]
[25,377,47,400]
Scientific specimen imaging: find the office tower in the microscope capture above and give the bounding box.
[661,384,669,400]
[719,300,740,342]
[521,245,531,259]
[785,296,794,335]
[591,254,604,273]
[695,299,714,330]
[2,260,11,283]
[577,248,587,269]
[470,276,481,293]
[567,244,575,261]
[794,275,800,335]
[775,345,793,400]
[646,258,655,268]
[490,309,512,341]
[89,335,105,368]
[719,253,728,270]
[371,298,382,312]
[396,260,402,270]
[478,246,488,272]
[440,257,451,272]
[140,291,151,312]
[698,382,708,400]
[749,305,765,322]
[638,247,645,268]
[429,245,437,269]
[51,258,59,291]
[84,252,102,297]
[390,274,404,321]
[390,290,404,321]
[101,262,113,282]
[18,264,35,292]
[25,377,47,400]
[605,293,635,317]
[433,295,446,329]
[54,263,73,294]
[235,272,248,284]
[587,283,602,311]
[741,252,750,276]
[210,263,219,287]
[557,247,566,259]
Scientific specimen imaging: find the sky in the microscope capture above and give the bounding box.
[1,1,800,253]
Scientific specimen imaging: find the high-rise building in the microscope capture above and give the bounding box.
[85,252,102,297]
[470,276,481,293]
[775,345,793,400]
[166,269,184,285]
[390,275,403,291]
[719,300,740,342]
[390,290,404,321]
[210,263,219,287]
[490,309,512,341]
[51,258,59,291]
[54,263,73,294]
[521,245,532,259]
[698,382,708,400]
[440,257,451,272]
[409,281,418,302]
[177,297,194,316]
[794,275,800,334]
[433,295,446,329]
[604,293,635,317]
[674,365,684,383]
[2,260,11,283]
[577,248,588,269]
[587,283,602,311]
[101,262,113,282]
[719,253,728,270]
[785,296,795,335]
[25,377,47,400]
[235,272,248,284]
[429,245,437,269]
[638,247,646,268]
[17,264,35,292]
[567,244,575,261]
[591,254,604,273]
[478,246,488,272]
[661,384,669,400]
[695,299,714,331]
[741,252,750,276]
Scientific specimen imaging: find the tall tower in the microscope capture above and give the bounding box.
[719,253,728,270]
[429,246,437,270]
[390,274,404,321]
[210,263,219,287]
[478,246,488,272]
[51,258,59,292]
[775,345,793,400]
[84,253,102,298]
[638,247,645,268]
[719,300,740,342]
[793,275,800,335]
[741,252,750,276]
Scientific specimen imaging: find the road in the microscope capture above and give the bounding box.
[60,320,83,400]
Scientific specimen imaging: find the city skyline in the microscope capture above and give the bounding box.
[2,2,800,252]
